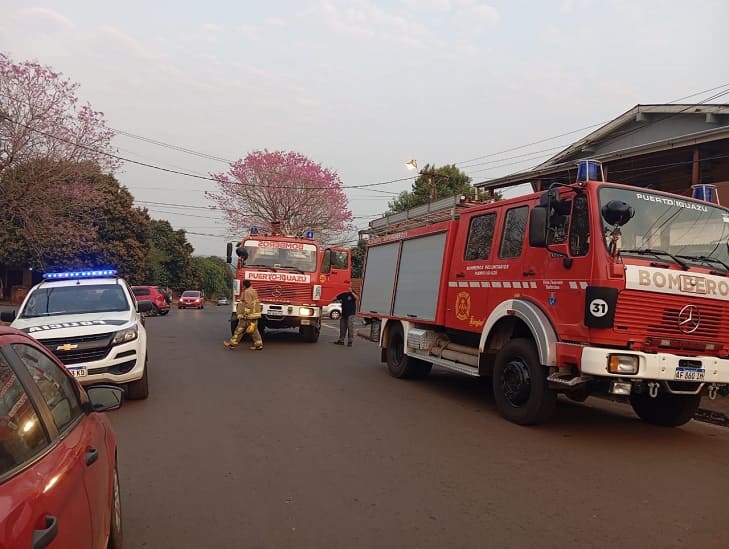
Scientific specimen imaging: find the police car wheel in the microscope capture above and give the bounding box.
[127,359,149,400]
[493,338,556,425]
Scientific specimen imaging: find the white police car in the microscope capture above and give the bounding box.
[0,269,153,399]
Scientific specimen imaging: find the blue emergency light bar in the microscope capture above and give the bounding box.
[576,160,604,182]
[305,230,314,239]
[250,226,259,235]
[43,269,118,280]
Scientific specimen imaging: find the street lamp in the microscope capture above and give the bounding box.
[404,159,437,202]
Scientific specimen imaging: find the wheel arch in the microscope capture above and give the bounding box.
[479,299,558,367]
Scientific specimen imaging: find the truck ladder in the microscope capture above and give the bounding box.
[365,194,483,237]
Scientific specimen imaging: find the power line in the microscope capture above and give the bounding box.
[0,111,413,192]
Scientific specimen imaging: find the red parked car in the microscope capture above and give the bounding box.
[131,285,171,316]
[178,290,204,309]
[0,326,124,548]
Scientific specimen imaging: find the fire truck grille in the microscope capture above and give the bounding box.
[39,333,114,365]
[255,282,312,303]
[614,291,729,344]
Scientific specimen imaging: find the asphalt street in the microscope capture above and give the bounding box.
[105,306,729,549]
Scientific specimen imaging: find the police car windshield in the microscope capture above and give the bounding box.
[600,186,729,269]
[21,285,129,318]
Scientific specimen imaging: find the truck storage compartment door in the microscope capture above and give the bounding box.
[393,232,447,321]
[360,242,400,315]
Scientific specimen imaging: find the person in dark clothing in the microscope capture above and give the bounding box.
[333,288,358,347]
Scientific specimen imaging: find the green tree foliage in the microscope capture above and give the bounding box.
[0,159,150,280]
[146,219,195,291]
[387,164,473,214]
[181,256,233,298]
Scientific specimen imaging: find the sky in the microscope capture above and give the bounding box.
[2,0,728,256]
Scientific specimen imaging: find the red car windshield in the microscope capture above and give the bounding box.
[182,291,200,298]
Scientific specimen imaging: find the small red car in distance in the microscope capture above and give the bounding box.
[0,326,125,548]
[131,285,171,316]
[178,290,204,309]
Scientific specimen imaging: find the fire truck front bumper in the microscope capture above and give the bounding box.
[261,303,321,327]
[580,346,729,385]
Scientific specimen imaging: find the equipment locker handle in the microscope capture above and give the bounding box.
[455,272,465,278]
[522,269,536,276]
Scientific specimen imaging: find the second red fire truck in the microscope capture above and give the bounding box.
[360,161,729,426]
[226,226,351,342]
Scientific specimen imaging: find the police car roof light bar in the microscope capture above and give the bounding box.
[43,269,118,280]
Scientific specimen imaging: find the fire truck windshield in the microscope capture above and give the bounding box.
[242,239,318,273]
[600,186,729,270]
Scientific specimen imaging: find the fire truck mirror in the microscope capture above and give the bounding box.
[529,206,548,247]
[226,242,233,264]
[601,200,634,227]
[235,246,249,261]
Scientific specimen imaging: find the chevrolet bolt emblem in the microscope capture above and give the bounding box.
[56,343,78,351]
[677,304,700,334]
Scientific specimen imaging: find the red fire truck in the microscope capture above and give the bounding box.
[360,161,729,425]
[226,227,351,342]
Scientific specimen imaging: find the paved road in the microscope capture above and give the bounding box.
[109,306,729,549]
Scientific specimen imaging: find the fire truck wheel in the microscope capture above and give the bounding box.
[492,338,556,425]
[385,324,432,379]
[629,392,700,427]
[300,325,320,343]
[230,318,238,336]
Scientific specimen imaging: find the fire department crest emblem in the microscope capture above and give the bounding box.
[455,292,471,321]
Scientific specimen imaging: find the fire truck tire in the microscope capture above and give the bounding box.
[230,318,238,336]
[385,325,432,379]
[127,358,149,400]
[301,325,319,343]
[629,392,700,427]
[492,338,556,425]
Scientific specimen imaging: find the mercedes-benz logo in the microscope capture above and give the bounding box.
[678,304,700,334]
[271,285,282,298]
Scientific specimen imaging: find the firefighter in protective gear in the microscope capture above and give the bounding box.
[224,279,263,350]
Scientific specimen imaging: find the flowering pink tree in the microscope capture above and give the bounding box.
[0,53,122,270]
[207,150,354,244]
[0,52,118,175]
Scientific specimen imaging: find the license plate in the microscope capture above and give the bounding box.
[68,366,88,378]
[301,319,311,325]
[675,366,705,381]
[267,310,283,316]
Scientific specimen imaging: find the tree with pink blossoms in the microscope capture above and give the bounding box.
[0,52,118,174]
[207,150,354,244]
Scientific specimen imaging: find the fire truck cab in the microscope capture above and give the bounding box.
[361,163,729,426]
[226,228,351,343]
